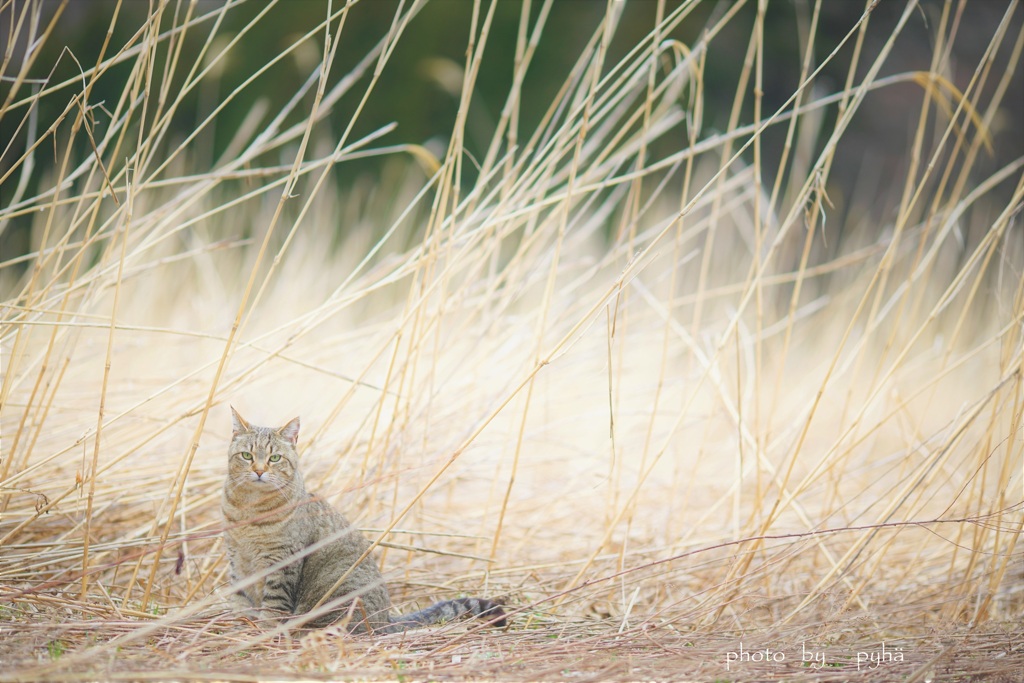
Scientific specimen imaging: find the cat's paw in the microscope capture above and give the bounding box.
[250,608,293,629]
[254,610,281,626]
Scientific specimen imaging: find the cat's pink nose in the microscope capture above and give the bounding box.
[253,468,265,477]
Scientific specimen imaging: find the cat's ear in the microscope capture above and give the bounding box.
[230,406,251,436]
[276,417,300,445]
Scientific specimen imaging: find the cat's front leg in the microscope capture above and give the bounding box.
[256,551,303,624]
[223,547,267,620]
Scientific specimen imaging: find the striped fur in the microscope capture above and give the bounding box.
[389,597,507,630]
[221,408,506,634]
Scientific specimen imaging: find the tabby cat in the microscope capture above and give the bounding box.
[221,408,506,633]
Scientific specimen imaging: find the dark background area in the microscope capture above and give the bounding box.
[2,0,1021,262]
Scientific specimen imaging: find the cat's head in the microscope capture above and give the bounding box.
[225,407,304,498]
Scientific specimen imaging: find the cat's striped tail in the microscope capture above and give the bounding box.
[388,597,506,631]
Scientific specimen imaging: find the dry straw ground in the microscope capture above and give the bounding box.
[1,0,1022,680]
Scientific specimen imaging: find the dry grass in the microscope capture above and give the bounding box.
[1,0,1022,680]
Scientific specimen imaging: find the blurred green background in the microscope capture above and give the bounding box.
[2,0,1021,262]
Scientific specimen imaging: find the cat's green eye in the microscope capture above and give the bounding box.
[239,452,253,461]
[269,454,282,462]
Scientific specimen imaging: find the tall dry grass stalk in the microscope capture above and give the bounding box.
[1,0,1022,680]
